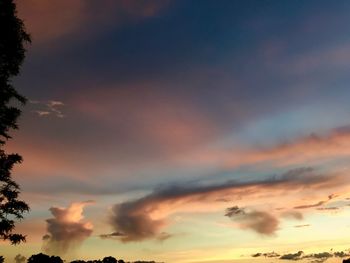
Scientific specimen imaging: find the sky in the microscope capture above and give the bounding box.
[2,0,350,262]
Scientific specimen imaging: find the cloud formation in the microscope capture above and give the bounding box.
[108,168,346,242]
[225,206,279,235]
[42,201,93,256]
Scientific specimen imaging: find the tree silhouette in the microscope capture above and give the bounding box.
[27,253,63,263]
[102,257,117,263]
[0,0,30,244]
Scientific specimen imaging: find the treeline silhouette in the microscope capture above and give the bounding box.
[0,253,160,263]
[0,253,349,263]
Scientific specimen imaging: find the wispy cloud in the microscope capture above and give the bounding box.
[294,224,310,228]
[30,100,65,118]
[174,124,350,174]
[294,194,336,209]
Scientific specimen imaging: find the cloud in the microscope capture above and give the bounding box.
[334,251,350,258]
[303,252,333,262]
[225,206,279,235]
[42,201,93,256]
[16,0,169,45]
[14,254,26,263]
[294,224,310,228]
[108,167,346,242]
[30,100,65,118]
[251,252,280,258]
[281,211,304,220]
[316,207,339,211]
[280,251,304,260]
[294,194,335,209]
[99,231,125,239]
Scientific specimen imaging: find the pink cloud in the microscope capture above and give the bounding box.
[16,0,169,45]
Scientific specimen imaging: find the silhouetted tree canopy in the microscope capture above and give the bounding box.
[0,0,30,244]
[103,257,118,263]
[27,253,63,263]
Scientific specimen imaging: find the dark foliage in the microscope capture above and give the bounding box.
[103,257,118,263]
[0,0,30,244]
[27,253,63,263]
[69,257,146,263]
[70,256,118,263]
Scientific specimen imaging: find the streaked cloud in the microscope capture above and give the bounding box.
[294,194,336,209]
[294,224,310,228]
[108,167,348,242]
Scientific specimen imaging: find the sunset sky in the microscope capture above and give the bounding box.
[3,1,350,262]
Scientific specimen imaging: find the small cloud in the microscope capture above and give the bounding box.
[156,232,173,242]
[225,206,279,235]
[252,252,280,258]
[225,206,246,217]
[316,207,339,211]
[281,211,303,220]
[34,110,51,116]
[99,231,125,239]
[30,100,65,118]
[280,251,304,260]
[48,100,65,107]
[294,224,310,228]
